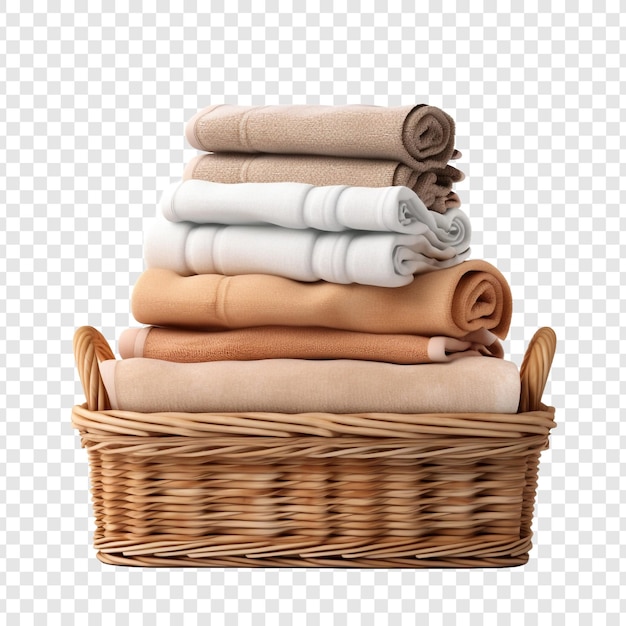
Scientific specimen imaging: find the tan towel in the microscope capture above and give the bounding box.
[118,326,503,364]
[183,153,463,214]
[131,259,512,339]
[99,356,521,414]
[185,104,457,169]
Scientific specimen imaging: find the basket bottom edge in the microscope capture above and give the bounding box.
[95,551,530,569]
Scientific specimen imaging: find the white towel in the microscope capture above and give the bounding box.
[144,218,470,287]
[159,180,471,251]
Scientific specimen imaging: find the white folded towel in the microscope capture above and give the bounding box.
[144,218,470,287]
[159,180,471,252]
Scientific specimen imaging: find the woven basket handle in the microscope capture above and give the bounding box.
[73,326,115,411]
[518,327,557,413]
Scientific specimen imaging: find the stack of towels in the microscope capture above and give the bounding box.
[98,104,521,415]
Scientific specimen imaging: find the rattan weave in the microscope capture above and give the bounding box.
[72,326,556,568]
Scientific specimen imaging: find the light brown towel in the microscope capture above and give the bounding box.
[118,326,503,364]
[131,260,512,339]
[185,104,458,170]
[183,153,463,213]
[99,356,521,414]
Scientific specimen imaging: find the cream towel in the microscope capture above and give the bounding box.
[143,218,469,287]
[99,356,521,414]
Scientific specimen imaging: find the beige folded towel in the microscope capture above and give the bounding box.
[185,104,458,170]
[183,153,463,213]
[131,259,512,339]
[99,356,521,414]
[119,326,503,364]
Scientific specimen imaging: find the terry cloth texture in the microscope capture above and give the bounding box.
[131,259,512,339]
[160,180,470,246]
[99,355,521,414]
[143,218,469,287]
[118,325,503,364]
[185,104,458,170]
[183,153,463,214]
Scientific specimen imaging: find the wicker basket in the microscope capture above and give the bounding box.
[71,326,556,568]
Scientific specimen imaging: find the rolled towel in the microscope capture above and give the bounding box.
[183,153,464,214]
[159,180,471,248]
[119,326,503,364]
[414,166,466,213]
[131,260,512,339]
[143,219,469,288]
[185,104,457,171]
[99,356,521,414]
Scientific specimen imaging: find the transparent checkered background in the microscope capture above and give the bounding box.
[1,2,624,623]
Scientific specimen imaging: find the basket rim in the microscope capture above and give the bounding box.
[71,402,555,439]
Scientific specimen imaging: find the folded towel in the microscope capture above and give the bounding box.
[131,260,512,338]
[183,153,463,214]
[119,326,503,364]
[144,219,469,287]
[160,180,471,248]
[185,104,457,171]
[99,356,521,414]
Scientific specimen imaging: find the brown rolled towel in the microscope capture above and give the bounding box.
[131,260,512,339]
[412,165,466,208]
[185,104,457,170]
[118,326,503,364]
[183,153,464,214]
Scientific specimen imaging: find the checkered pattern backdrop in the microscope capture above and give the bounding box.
[1,1,624,623]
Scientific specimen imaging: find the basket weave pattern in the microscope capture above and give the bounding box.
[72,326,556,568]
